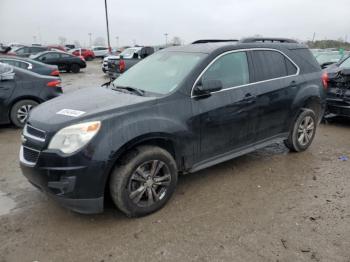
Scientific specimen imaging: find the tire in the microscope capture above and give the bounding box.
[70,64,80,73]
[110,145,178,217]
[86,56,93,61]
[284,109,317,152]
[10,100,38,128]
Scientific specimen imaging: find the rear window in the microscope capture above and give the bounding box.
[251,50,297,82]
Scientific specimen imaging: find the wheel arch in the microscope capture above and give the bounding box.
[102,133,181,200]
[8,96,43,121]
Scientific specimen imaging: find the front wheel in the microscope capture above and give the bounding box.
[110,146,178,217]
[10,100,38,128]
[70,64,80,73]
[284,109,317,152]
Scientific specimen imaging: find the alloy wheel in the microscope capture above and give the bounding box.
[297,115,315,146]
[17,104,33,123]
[128,160,171,207]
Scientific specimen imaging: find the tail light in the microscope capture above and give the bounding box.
[322,72,329,89]
[50,70,60,76]
[47,80,61,87]
[119,59,126,73]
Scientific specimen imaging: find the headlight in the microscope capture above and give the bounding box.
[48,121,101,154]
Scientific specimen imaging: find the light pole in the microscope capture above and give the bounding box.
[164,33,168,47]
[88,33,92,47]
[104,0,111,52]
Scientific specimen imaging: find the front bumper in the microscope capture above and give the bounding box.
[19,140,107,214]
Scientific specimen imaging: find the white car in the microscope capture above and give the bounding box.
[91,46,109,57]
[101,47,142,73]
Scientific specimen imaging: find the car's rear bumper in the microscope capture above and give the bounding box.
[326,98,350,117]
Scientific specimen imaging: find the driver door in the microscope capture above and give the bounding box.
[191,51,259,163]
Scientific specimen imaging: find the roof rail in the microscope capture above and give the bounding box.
[239,37,298,44]
[192,39,238,44]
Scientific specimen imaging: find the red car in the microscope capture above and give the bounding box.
[71,48,95,61]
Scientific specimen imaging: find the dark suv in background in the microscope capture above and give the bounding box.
[20,38,326,217]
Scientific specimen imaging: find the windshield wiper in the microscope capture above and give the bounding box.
[111,84,145,96]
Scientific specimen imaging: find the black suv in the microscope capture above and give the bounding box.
[20,38,326,217]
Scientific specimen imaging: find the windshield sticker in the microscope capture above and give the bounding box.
[56,109,86,117]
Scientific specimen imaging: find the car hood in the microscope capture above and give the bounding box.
[28,86,156,131]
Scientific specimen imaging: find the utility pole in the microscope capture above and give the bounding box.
[312,32,316,42]
[88,33,92,47]
[104,0,111,52]
[164,33,168,47]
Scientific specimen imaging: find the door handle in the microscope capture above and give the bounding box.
[289,80,298,87]
[242,93,257,104]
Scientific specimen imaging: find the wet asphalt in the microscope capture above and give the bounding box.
[0,60,350,262]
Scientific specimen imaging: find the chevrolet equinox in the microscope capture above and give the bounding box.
[20,38,326,217]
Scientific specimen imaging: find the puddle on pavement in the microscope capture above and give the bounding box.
[0,191,16,216]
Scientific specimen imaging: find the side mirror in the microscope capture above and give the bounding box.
[41,56,46,61]
[194,79,223,96]
[119,55,124,59]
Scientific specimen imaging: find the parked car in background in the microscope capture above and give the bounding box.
[0,56,60,77]
[70,48,95,61]
[65,44,75,51]
[7,46,49,57]
[102,47,141,73]
[30,51,86,73]
[0,62,62,127]
[91,46,109,57]
[107,46,154,79]
[47,45,66,52]
[324,55,350,118]
[20,38,325,217]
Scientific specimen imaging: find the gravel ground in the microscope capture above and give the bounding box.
[0,60,350,262]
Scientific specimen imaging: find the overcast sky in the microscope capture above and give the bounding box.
[1,0,349,47]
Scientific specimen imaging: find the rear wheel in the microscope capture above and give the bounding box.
[10,100,38,128]
[70,64,80,73]
[284,109,317,152]
[110,146,178,217]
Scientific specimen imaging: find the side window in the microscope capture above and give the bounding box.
[61,54,71,58]
[16,47,29,54]
[46,53,60,59]
[1,60,16,67]
[251,50,289,81]
[202,52,250,89]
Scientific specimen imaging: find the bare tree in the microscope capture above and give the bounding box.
[93,37,106,46]
[58,36,67,45]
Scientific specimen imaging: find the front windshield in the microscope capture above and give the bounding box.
[120,48,140,58]
[113,51,206,95]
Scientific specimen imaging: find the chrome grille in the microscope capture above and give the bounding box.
[24,124,46,142]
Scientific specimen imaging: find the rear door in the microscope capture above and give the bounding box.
[0,74,16,122]
[248,49,299,141]
[40,53,61,68]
